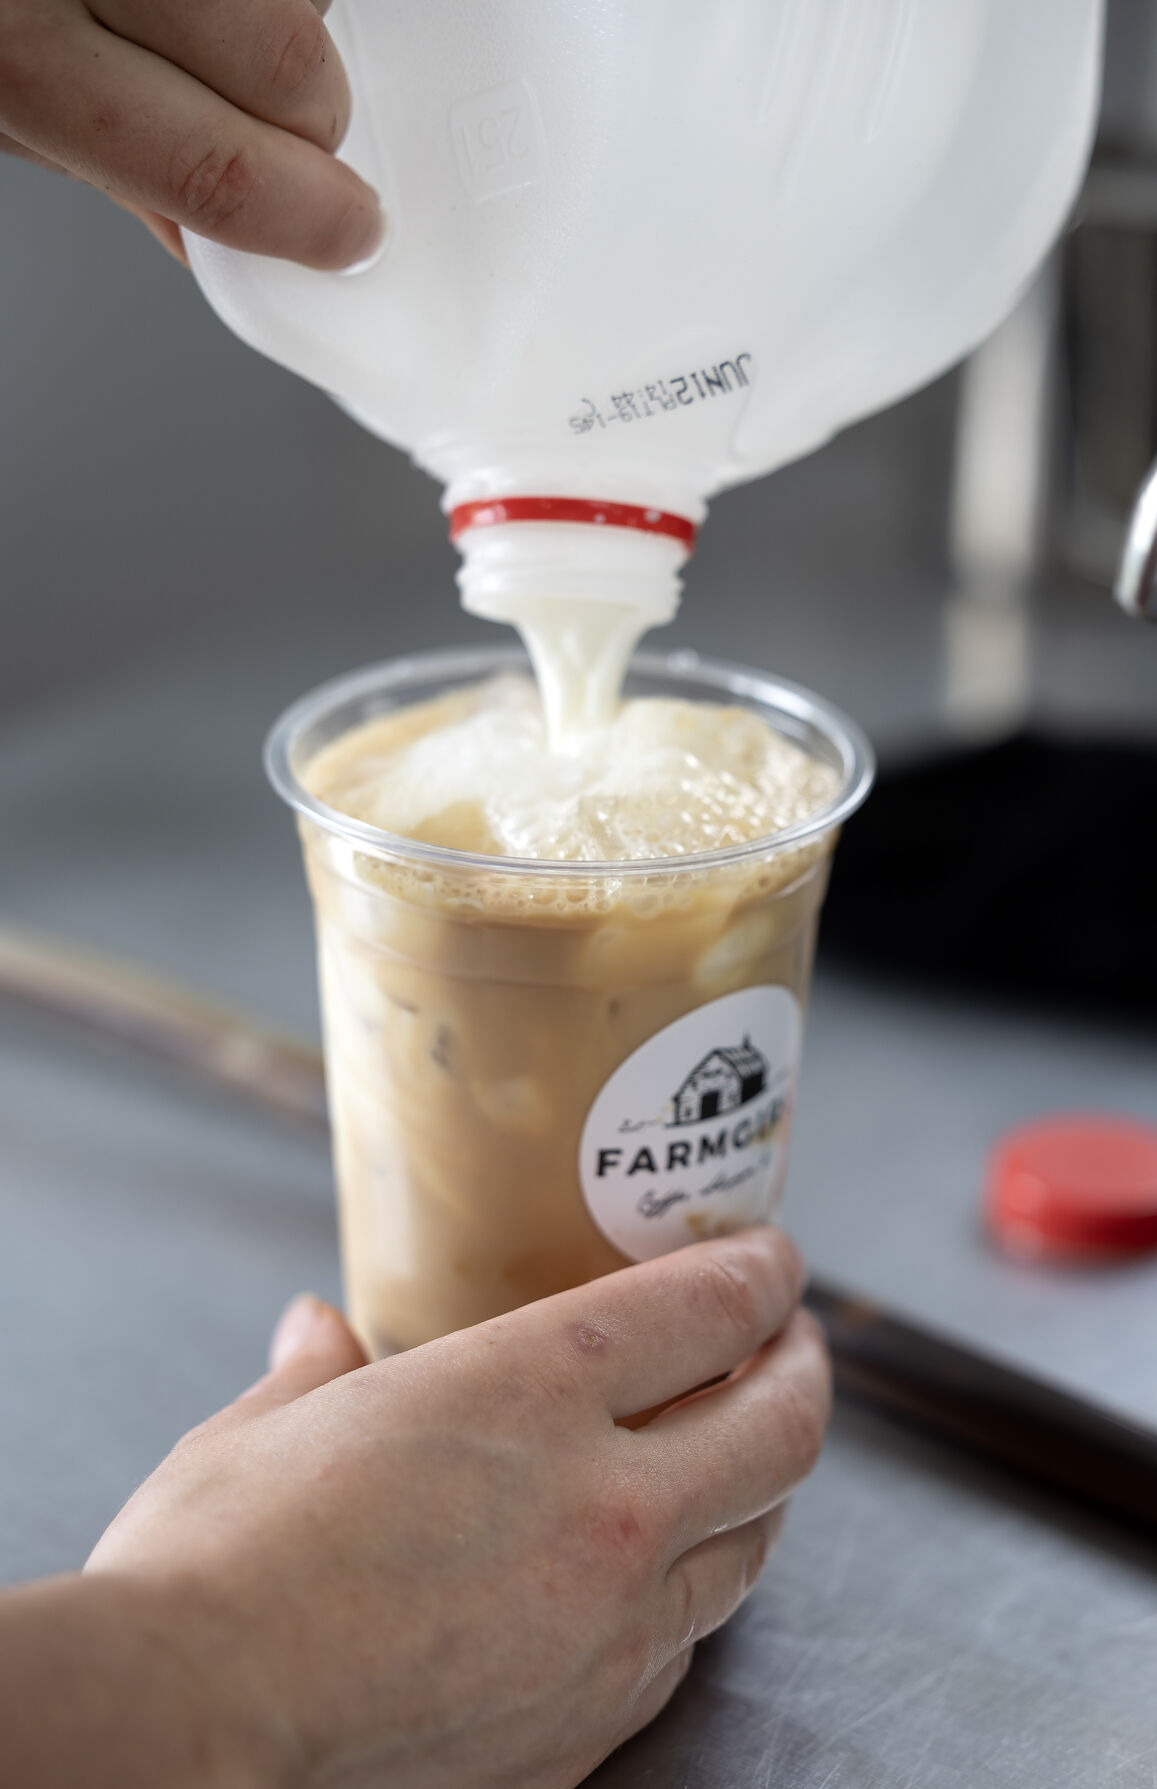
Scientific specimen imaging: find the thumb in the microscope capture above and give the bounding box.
[85,1295,369,1571]
[270,1292,366,1376]
[231,1294,368,1421]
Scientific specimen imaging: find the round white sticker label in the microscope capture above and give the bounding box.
[579,986,801,1262]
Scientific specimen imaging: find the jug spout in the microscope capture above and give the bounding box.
[450,496,694,627]
[448,496,699,745]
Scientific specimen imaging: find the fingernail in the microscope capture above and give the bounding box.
[340,193,386,276]
[270,1292,329,1369]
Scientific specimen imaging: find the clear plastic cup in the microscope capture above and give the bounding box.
[266,645,873,1355]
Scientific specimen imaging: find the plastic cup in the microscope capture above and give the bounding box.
[266,645,873,1355]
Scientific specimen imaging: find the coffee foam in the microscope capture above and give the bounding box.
[305,674,840,864]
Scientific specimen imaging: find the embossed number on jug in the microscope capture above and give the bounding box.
[450,81,548,202]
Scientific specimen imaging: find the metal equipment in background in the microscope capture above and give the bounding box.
[944,0,1157,739]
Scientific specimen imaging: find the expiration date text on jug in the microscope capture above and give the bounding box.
[568,352,753,435]
[579,986,800,1262]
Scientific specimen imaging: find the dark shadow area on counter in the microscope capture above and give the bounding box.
[821,732,1157,1033]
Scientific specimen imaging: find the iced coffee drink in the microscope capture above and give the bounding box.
[267,647,872,1356]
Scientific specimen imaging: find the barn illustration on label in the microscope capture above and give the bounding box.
[668,1037,769,1127]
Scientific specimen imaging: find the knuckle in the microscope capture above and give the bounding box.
[522,1316,618,1414]
[170,137,256,233]
[582,1486,669,1576]
[565,1315,614,1363]
[266,10,330,107]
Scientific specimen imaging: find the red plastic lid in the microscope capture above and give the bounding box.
[986,1116,1157,1261]
[448,495,699,549]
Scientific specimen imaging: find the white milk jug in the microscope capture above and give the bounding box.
[187,0,1103,723]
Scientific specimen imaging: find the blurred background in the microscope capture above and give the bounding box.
[2,0,1156,1590]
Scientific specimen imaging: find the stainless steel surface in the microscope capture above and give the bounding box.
[1116,454,1157,619]
[4,640,1157,1785]
[592,1408,1157,1788]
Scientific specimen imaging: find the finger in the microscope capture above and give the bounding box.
[258,1291,367,1394]
[87,0,351,153]
[0,13,382,268]
[506,1228,806,1421]
[201,1295,367,1434]
[645,1310,831,1551]
[664,1506,786,1652]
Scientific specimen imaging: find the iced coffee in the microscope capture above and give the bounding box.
[268,649,871,1356]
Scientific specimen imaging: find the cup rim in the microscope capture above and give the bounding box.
[264,644,875,879]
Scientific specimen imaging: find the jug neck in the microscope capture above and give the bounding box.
[448,493,699,629]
